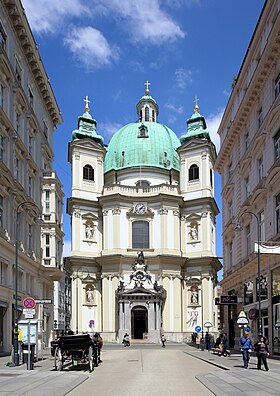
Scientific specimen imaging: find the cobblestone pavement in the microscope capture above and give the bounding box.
[0,344,279,395]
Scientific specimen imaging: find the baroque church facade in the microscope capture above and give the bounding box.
[66,85,221,343]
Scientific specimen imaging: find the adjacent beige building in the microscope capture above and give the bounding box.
[0,0,63,354]
[215,0,280,353]
[66,88,221,343]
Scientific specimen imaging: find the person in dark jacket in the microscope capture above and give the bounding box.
[254,335,269,371]
[238,331,253,368]
[205,332,211,352]
[221,332,229,356]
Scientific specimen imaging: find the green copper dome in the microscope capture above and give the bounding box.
[104,122,180,173]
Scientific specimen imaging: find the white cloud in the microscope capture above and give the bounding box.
[98,121,123,142]
[165,102,184,114]
[175,68,193,89]
[96,0,185,44]
[206,108,224,151]
[63,240,72,257]
[164,0,202,8]
[64,26,119,69]
[23,0,185,45]
[22,0,88,34]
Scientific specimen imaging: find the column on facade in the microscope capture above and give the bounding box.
[102,210,108,250]
[202,276,214,326]
[112,208,121,249]
[160,209,168,249]
[102,275,118,340]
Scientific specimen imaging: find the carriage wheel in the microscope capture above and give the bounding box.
[54,346,63,371]
[88,346,94,373]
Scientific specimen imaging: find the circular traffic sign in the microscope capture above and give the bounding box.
[23,297,36,309]
[195,326,201,332]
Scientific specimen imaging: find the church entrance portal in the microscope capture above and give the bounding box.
[131,306,148,339]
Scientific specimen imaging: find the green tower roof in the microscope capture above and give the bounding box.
[72,97,104,145]
[104,121,180,173]
[180,104,210,143]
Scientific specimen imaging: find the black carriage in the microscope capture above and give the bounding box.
[53,333,98,372]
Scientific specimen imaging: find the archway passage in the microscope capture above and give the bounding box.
[131,306,148,339]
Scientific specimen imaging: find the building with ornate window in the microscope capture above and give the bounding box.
[215,0,280,353]
[0,0,64,354]
[66,87,221,342]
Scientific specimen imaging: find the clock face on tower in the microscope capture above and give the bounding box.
[135,203,145,214]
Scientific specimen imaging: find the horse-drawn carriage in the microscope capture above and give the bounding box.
[52,333,99,372]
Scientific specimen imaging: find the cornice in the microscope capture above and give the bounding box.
[3,0,62,127]
[216,10,280,173]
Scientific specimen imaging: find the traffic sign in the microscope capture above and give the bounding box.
[195,326,201,332]
[23,308,35,319]
[34,299,52,304]
[23,309,35,315]
[23,297,36,309]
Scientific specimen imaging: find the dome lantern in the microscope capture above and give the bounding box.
[136,80,159,123]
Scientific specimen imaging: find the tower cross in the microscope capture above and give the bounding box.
[194,96,199,107]
[84,95,90,111]
[145,80,151,94]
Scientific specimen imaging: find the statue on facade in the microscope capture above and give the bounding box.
[154,280,162,292]
[86,287,94,303]
[117,280,125,292]
[86,224,94,239]
[191,291,198,304]
[190,225,198,240]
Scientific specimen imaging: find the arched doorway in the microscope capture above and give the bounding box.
[131,306,148,339]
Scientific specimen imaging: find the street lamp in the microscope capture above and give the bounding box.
[13,201,43,366]
[235,211,262,336]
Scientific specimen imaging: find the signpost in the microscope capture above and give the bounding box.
[237,311,249,328]
[34,299,52,304]
[23,297,36,309]
[22,297,36,369]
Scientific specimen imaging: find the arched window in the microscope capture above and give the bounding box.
[145,107,149,121]
[189,164,199,181]
[132,221,149,249]
[83,164,94,181]
[152,110,155,122]
[136,180,150,187]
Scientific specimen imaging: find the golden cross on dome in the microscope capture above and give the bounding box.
[145,80,151,94]
[84,95,90,112]
[194,95,199,112]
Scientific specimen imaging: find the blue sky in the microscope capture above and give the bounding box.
[22,0,264,265]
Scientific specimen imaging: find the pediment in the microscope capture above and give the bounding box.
[121,286,156,296]
[251,134,266,158]
[185,213,201,221]
[72,137,106,153]
[239,157,252,176]
[81,212,99,221]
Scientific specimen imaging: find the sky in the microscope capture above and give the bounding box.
[21,0,265,268]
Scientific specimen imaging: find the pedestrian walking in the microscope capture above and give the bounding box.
[238,331,253,368]
[254,335,269,371]
[221,332,229,356]
[161,334,166,347]
[205,332,211,352]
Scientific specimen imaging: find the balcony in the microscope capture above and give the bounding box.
[103,183,179,197]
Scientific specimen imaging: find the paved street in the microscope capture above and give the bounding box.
[69,346,215,396]
[0,344,280,395]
